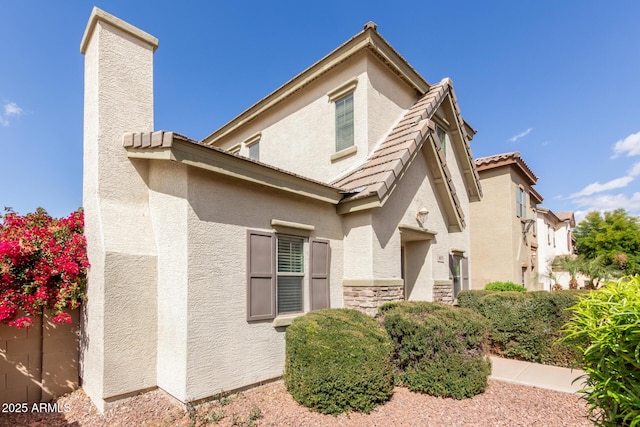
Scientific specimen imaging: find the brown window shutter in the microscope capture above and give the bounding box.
[247,230,276,321]
[309,239,330,311]
[461,257,469,291]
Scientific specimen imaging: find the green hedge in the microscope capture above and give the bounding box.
[379,302,491,399]
[561,277,640,427]
[284,309,394,415]
[484,281,526,292]
[457,289,585,367]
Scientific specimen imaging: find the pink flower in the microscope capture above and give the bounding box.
[9,316,33,329]
[52,312,72,324]
[0,208,87,328]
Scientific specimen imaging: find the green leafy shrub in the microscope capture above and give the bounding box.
[380,302,491,399]
[560,276,640,427]
[284,309,394,415]
[457,290,585,366]
[484,281,526,292]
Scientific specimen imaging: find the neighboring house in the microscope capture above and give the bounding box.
[79,8,482,411]
[536,208,577,290]
[470,152,543,290]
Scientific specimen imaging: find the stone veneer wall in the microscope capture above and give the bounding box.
[433,281,454,305]
[343,285,404,316]
[0,309,79,404]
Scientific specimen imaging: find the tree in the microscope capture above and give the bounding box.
[555,256,580,289]
[574,209,640,276]
[0,208,88,328]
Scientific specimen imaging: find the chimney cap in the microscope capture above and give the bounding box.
[81,7,159,54]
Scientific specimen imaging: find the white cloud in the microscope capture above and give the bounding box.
[569,176,634,198]
[4,102,23,117]
[571,193,640,222]
[611,130,640,158]
[508,127,533,143]
[628,162,640,177]
[0,101,24,127]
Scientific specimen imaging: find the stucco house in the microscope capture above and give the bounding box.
[470,152,543,290]
[80,8,482,410]
[536,208,577,290]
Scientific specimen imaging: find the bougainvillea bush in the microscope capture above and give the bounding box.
[0,208,88,328]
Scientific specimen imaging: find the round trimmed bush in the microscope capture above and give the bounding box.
[380,301,491,399]
[284,308,394,415]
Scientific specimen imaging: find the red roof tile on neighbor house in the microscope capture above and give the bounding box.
[475,151,538,185]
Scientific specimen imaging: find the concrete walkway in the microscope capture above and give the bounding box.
[490,356,587,393]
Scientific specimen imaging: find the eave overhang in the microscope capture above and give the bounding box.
[124,131,343,205]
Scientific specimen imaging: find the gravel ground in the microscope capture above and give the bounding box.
[0,379,592,427]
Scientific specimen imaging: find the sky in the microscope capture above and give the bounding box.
[1,1,640,224]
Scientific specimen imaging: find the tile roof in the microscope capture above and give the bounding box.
[123,77,481,220]
[475,151,538,185]
[555,211,576,227]
[331,78,478,225]
[331,80,447,198]
[122,130,343,191]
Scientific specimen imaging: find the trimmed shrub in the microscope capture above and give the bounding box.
[484,281,526,292]
[284,309,394,415]
[458,289,585,367]
[561,276,640,427]
[380,302,491,399]
[455,290,493,312]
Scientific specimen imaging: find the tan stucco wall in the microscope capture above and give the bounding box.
[80,7,480,409]
[470,169,514,288]
[81,10,159,411]
[470,167,537,289]
[148,161,189,400]
[213,51,416,184]
[342,127,473,302]
[179,168,343,401]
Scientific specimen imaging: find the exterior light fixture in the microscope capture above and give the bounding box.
[416,208,429,227]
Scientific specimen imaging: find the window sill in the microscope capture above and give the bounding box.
[331,145,357,162]
[273,313,303,327]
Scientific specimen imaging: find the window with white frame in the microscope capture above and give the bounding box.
[243,132,261,161]
[276,236,304,314]
[335,93,354,152]
[248,141,259,160]
[246,230,330,322]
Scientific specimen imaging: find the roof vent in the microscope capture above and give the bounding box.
[363,21,377,31]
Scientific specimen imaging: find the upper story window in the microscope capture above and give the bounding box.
[243,132,261,161]
[248,141,259,160]
[516,185,526,218]
[335,93,354,152]
[327,78,358,155]
[436,125,447,157]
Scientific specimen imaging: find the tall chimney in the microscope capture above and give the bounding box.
[80,7,159,412]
